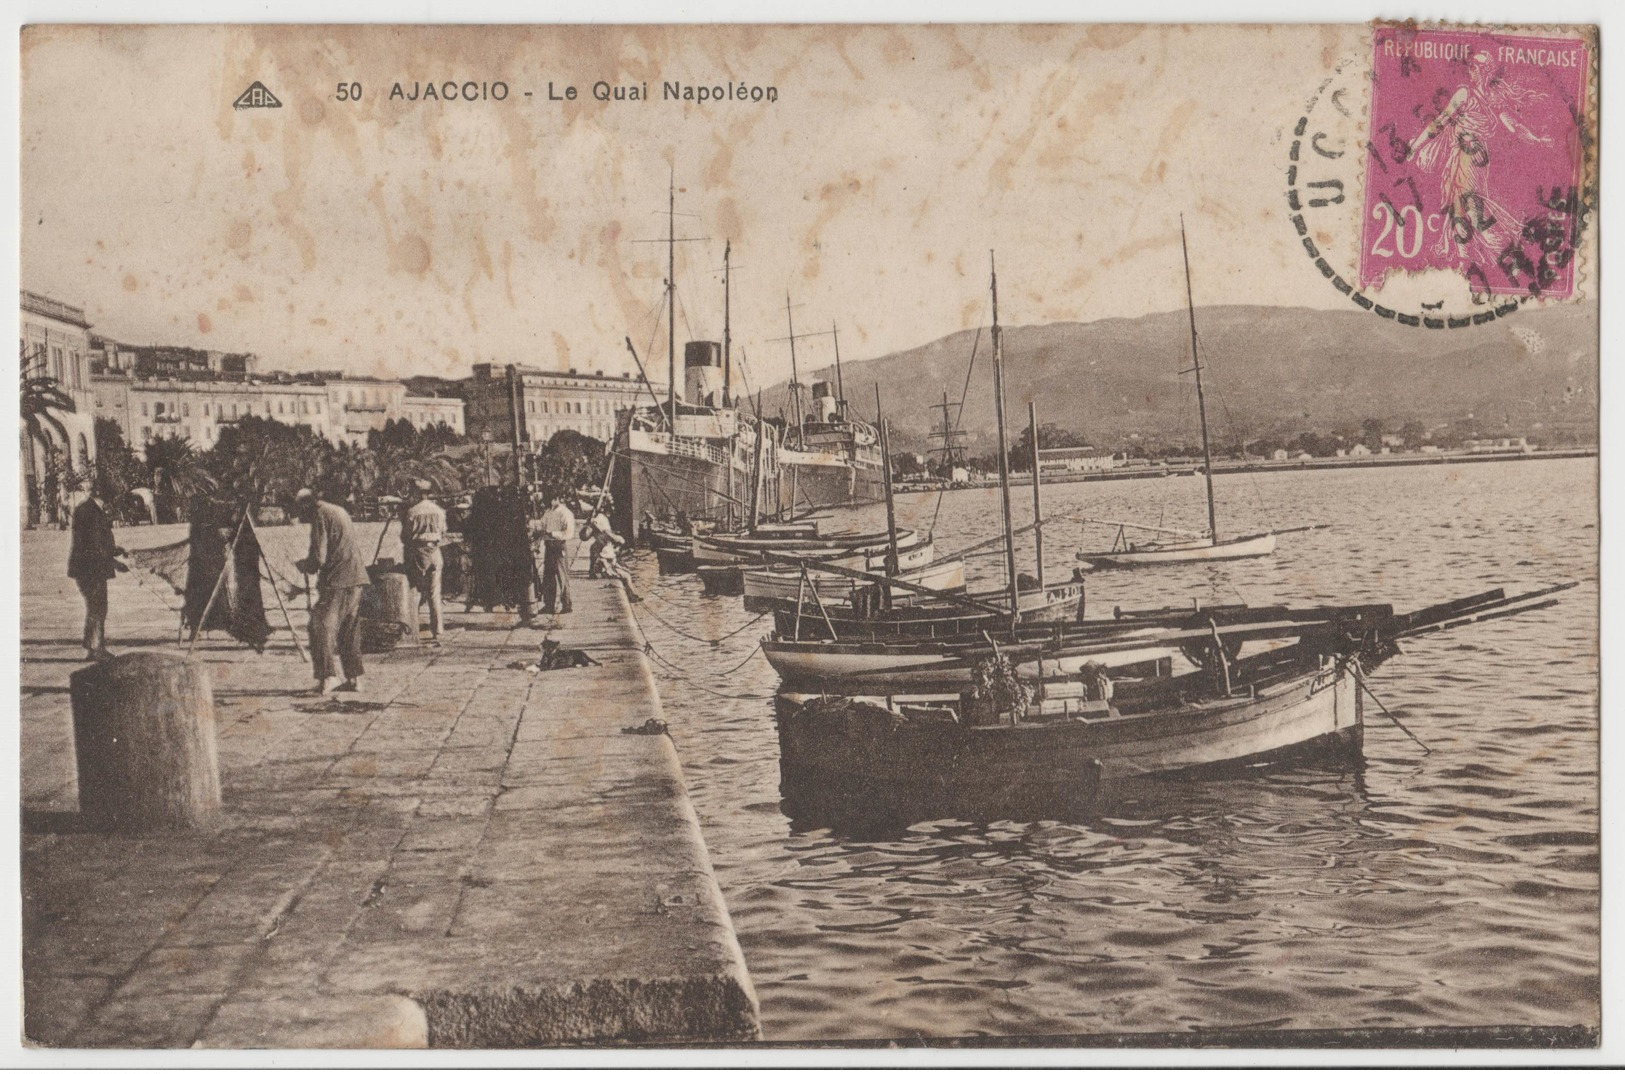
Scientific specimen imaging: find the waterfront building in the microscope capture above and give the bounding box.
[464,363,659,447]
[20,290,96,523]
[92,374,340,449]
[90,371,465,450]
[1036,445,1120,474]
[401,393,465,436]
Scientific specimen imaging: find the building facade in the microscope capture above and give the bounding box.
[464,363,658,446]
[1036,445,1120,473]
[90,372,465,450]
[92,375,341,450]
[21,290,97,523]
[401,393,465,436]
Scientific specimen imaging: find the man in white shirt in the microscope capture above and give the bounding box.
[402,478,447,643]
[538,495,574,614]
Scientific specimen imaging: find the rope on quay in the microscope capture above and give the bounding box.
[625,599,776,700]
[633,597,769,646]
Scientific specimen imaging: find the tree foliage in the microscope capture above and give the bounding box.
[533,430,606,503]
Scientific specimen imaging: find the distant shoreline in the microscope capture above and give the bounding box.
[899,447,1598,492]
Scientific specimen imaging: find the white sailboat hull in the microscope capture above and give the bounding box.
[1078,531,1277,568]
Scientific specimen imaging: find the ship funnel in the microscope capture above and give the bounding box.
[684,341,724,407]
[811,379,838,422]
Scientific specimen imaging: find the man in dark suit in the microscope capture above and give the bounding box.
[67,478,126,661]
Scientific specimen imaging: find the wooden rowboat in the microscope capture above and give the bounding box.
[775,643,1361,820]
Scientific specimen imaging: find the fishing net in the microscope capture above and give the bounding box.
[961,652,1033,727]
[125,539,191,595]
[125,512,274,652]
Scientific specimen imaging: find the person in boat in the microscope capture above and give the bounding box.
[538,493,575,615]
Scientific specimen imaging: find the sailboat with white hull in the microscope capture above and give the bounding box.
[1076,219,1290,570]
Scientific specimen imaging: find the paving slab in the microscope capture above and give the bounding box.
[20,525,760,1048]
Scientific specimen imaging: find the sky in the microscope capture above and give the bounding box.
[18,23,1594,390]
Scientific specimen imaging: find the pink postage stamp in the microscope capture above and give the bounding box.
[1360,25,1591,299]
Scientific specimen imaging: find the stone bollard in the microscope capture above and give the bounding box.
[69,651,221,832]
[362,564,417,647]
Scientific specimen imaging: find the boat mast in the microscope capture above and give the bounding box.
[785,293,804,443]
[990,252,1020,624]
[667,172,677,429]
[748,404,765,529]
[1029,401,1044,590]
[831,321,845,418]
[1181,216,1219,545]
[722,240,732,408]
[875,384,900,583]
[723,239,735,527]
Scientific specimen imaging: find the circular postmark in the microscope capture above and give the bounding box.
[1286,25,1595,328]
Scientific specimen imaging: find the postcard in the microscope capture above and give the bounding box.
[18,21,1600,1051]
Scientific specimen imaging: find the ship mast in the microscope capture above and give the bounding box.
[1029,401,1045,590]
[785,293,804,445]
[722,240,732,408]
[875,384,901,585]
[990,252,1020,625]
[929,392,964,473]
[667,172,676,427]
[831,321,846,419]
[1181,216,1219,545]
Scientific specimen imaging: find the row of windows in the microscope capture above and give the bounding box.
[526,419,617,440]
[524,396,627,416]
[344,387,400,406]
[129,398,325,418]
[20,336,87,391]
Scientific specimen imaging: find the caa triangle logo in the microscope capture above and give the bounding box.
[232,81,283,110]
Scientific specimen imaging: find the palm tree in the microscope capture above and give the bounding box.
[21,343,77,525]
[145,434,213,523]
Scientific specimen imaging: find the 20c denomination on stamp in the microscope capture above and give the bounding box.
[1287,22,1595,328]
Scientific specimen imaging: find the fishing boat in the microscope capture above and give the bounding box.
[649,518,817,573]
[692,525,924,566]
[742,556,967,613]
[765,577,1086,640]
[773,582,1574,819]
[1075,219,1302,569]
[696,536,931,597]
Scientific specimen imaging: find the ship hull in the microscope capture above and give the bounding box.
[784,457,885,512]
[611,422,777,541]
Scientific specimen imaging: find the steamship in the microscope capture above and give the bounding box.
[780,379,886,511]
[610,339,785,541]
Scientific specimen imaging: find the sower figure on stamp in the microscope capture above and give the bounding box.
[402,478,447,645]
[294,487,369,694]
[68,475,126,662]
[538,494,575,616]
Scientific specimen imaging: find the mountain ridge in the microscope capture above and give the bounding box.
[760,303,1597,453]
